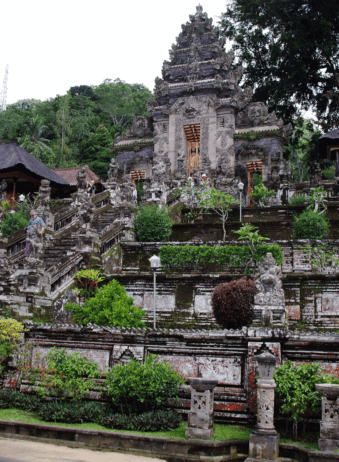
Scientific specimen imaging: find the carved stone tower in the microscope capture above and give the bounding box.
[147,4,250,191]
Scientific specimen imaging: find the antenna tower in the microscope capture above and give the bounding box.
[0,65,9,112]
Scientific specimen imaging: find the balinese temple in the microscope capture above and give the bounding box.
[0,142,70,200]
[109,5,291,203]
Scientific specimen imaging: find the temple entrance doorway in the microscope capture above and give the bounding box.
[184,124,201,176]
[246,161,262,205]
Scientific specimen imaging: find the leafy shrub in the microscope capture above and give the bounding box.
[159,244,282,275]
[132,409,182,431]
[65,279,145,328]
[249,182,276,206]
[288,194,309,206]
[0,390,41,412]
[1,211,29,238]
[26,348,103,401]
[211,277,256,329]
[0,318,25,374]
[105,354,185,414]
[322,165,335,180]
[37,400,108,424]
[102,410,182,432]
[274,361,339,438]
[73,269,105,299]
[292,210,329,239]
[101,413,133,430]
[134,204,172,242]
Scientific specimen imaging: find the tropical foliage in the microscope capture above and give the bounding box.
[65,279,146,327]
[134,204,172,242]
[219,0,339,126]
[0,79,153,175]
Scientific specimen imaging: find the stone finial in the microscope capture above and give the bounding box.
[316,384,339,451]
[196,4,203,14]
[246,347,280,461]
[185,377,218,440]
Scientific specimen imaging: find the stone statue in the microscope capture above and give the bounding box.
[253,253,287,327]
[37,179,51,211]
[107,157,118,182]
[255,253,283,295]
[76,167,87,192]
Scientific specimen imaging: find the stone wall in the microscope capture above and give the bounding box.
[8,324,339,424]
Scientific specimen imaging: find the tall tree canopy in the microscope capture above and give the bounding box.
[220,0,339,127]
[0,79,153,175]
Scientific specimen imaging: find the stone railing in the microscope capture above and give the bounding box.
[54,207,78,233]
[100,223,124,255]
[7,228,26,259]
[92,190,110,209]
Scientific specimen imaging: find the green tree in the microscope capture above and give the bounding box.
[95,78,153,132]
[220,0,339,126]
[52,94,73,165]
[81,124,113,179]
[199,188,237,240]
[249,182,276,206]
[134,204,172,242]
[284,119,322,182]
[274,361,339,438]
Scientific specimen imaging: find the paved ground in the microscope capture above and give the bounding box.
[0,437,166,462]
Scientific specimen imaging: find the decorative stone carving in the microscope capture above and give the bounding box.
[107,157,118,182]
[185,377,218,440]
[253,253,287,327]
[76,168,95,229]
[26,222,44,267]
[0,179,7,201]
[76,166,87,192]
[310,161,322,188]
[125,116,153,139]
[246,348,279,462]
[316,384,339,451]
[37,179,51,211]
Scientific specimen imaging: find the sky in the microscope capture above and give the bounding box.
[1,0,229,106]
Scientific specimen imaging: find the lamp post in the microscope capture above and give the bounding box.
[149,254,161,330]
[238,181,244,222]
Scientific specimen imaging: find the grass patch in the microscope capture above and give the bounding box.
[280,437,318,450]
[0,408,252,440]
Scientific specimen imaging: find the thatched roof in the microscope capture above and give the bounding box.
[0,142,69,185]
[320,129,339,140]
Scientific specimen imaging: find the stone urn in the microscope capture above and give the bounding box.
[316,383,339,451]
[185,377,219,440]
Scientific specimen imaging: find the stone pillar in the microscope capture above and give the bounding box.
[185,377,218,440]
[246,350,280,462]
[316,384,339,451]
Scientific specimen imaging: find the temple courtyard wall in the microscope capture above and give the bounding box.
[3,323,339,425]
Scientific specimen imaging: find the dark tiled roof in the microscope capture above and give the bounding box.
[0,142,69,185]
[320,129,339,140]
[54,165,101,186]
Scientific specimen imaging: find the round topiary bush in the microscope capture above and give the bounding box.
[211,277,256,329]
[292,210,329,239]
[134,204,172,242]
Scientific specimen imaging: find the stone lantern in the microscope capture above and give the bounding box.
[185,377,219,440]
[246,349,280,462]
[316,384,339,451]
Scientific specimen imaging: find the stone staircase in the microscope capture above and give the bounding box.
[43,233,79,271]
